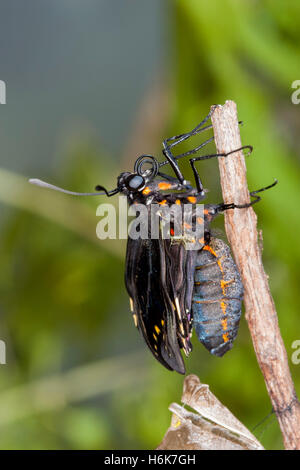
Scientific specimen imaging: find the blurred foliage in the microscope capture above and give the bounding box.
[0,0,300,450]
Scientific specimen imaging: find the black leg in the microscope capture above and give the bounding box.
[189,159,205,194]
[250,179,278,196]
[159,104,246,187]
[157,171,181,182]
[216,179,278,212]
[189,145,253,163]
[164,105,217,149]
[159,136,214,169]
[217,198,259,212]
[164,118,243,152]
[158,107,218,183]
[161,120,244,164]
[160,146,186,184]
[187,146,253,193]
[165,123,213,149]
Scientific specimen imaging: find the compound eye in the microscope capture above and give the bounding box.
[125,174,145,191]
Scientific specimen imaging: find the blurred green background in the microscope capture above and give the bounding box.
[0,0,299,450]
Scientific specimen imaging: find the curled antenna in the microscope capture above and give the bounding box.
[29,179,119,197]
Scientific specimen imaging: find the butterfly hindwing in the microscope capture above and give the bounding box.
[125,235,192,374]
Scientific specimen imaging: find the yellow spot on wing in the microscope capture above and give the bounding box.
[161,320,165,326]
[154,325,161,334]
[174,297,181,316]
[133,314,138,327]
[187,196,197,203]
[153,333,157,341]
[174,297,185,335]
[175,199,181,205]
[129,298,134,312]
[159,199,167,206]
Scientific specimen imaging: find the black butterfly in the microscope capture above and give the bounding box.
[30,108,277,374]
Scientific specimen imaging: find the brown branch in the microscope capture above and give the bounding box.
[211,100,300,450]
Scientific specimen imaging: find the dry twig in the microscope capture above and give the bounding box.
[211,100,300,450]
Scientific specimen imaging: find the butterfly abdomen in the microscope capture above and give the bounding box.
[192,237,244,357]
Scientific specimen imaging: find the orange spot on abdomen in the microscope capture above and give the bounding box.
[222,332,229,343]
[221,318,228,331]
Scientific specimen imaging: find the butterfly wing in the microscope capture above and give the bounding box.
[125,235,194,374]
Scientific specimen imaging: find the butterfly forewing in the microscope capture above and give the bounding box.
[125,226,196,374]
